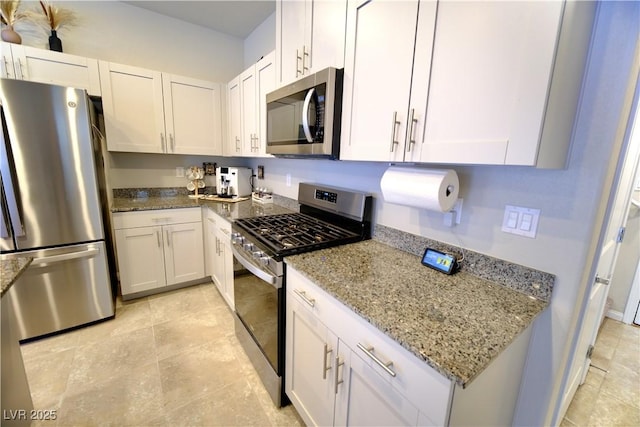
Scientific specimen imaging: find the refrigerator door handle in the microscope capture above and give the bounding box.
[0,200,10,239]
[0,108,25,237]
[30,247,99,267]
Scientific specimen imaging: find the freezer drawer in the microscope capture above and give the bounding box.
[4,241,114,340]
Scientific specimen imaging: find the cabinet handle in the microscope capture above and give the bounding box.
[296,48,303,77]
[16,59,25,79]
[170,133,175,152]
[216,237,221,255]
[160,133,166,152]
[165,229,171,247]
[235,136,240,152]
[302,45,310,73]
[406,108,418,152]
[334,356,344,395]
[357,343,397,377]
[389,111,401,152]
[2,56,12,78]
[323,344,333,380]
[294,289,315,308]
[156,230,161,247]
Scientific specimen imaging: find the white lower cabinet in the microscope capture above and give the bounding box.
[204,208,234,309]
[286,266,534,426]
[113,208,205,298]
[286,267,450,426]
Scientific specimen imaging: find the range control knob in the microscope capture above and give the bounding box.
[232,234,244,245]
[252,250,264,259]
[259,256,270,266]
[243,242,254,252]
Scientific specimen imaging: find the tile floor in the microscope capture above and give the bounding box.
[562,318,640,427]
[20,282,304,426]
[20,283,639,427]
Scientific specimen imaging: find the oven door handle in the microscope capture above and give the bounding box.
[232,244,282,289]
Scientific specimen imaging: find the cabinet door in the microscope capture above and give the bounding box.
[11,45,101,95]
[226,76,242,156]
[163,222,205,286]
[163,75,223,155]
[421,1,563,165]
[240,65,257,156]
[115,226,166,295]
[99,61,166,153]
[340,0,420,162]
[0,42,16,78]
[204,213,217,279]
[277,0,311,85]
[309,0,347,73]
[255,51,276,157]
[286,291,339,427]
[334,343,420,426]
[217,226,234,310]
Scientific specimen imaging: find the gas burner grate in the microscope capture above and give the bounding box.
[235,213,359,254]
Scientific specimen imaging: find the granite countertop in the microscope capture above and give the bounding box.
[1,256,33,298]
[284,239,548,388]
[111,194,296,220]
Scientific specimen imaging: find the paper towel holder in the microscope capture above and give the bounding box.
[444,198,463,227]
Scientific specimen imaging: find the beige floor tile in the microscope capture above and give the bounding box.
[23,347,75,411]
[164,379,273,427]
[583,366,606,389]
[66,326,156,392]
[20,327,81,360]
[153,310,226,361]
[158,338,244,412]
[58,362,165,427]
[147,283,214,323]
[600,361,640,409]
[587,391,640,427]
[73,299,153,344]
[564,382,599,426]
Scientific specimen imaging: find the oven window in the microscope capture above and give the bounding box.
[234,267,280,371]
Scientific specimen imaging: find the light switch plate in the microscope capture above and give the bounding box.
[501,205,540,238]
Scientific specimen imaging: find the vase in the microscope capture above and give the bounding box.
[1,26,22,44]
[49,30,62,52]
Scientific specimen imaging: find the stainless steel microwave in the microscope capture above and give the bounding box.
[266,67,343,159]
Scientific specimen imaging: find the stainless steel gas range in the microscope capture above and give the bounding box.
[231,183,372,407]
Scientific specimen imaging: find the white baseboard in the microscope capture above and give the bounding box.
[606,309,624,322]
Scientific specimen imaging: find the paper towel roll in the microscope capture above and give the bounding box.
[380,167,459,212]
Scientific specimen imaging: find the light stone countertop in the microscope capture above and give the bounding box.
[284,239,548,388]
[0,256,33,298]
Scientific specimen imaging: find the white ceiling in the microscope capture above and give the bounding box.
[121,1,276,38]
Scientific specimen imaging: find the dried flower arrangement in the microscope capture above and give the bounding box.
[36,0,76,31]
[31,1,77,52]
[0,0,30,43]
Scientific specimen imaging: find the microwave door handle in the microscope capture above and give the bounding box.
[301,88,316,143]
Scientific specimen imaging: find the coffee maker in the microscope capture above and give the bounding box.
[216,167,252,198]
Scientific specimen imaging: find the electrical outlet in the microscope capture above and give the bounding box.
[257,165,264,179]
[176,167,184,178]
[286,173,292,187]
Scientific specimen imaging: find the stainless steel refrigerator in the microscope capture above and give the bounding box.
[0,78,114,341]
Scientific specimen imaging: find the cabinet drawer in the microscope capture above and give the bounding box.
[113,208,202,229]
[286,267,452,424]
[205,207,231,234]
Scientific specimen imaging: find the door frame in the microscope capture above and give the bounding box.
[554,49,640,423]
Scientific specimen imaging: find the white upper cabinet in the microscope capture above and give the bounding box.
[1,43,101,96]
[341,0,594,168]
[276,0,347,86]
[420,1,564,166]
[340,0,436,162]
[163,74,223,156]
[226,51,276,157]
[100,61,222,155]
[226,75,242,156]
